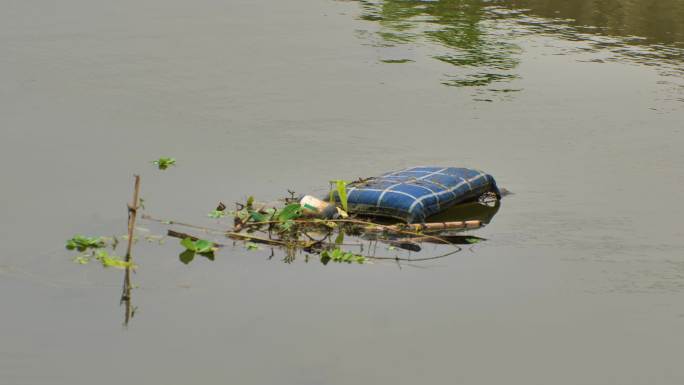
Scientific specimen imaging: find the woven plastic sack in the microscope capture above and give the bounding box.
[342,166,500,223]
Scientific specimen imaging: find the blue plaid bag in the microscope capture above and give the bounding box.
[342,166,500,223]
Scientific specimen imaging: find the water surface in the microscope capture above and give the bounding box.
[1,0,683,384]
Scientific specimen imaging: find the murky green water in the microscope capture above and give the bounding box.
[1,0,683,384]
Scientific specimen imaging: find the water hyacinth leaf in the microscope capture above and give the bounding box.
[200,251,215,261]
[180,237,215,255]
[249,211,269,222]
[100,256,132,269]
[152,157,176,170]
[320,248,365,265]
[65,235,105,251]
[194,239,214,254]
[179,249,195,264]
[276,203,302,221]
[208,210,226,219]
[235,209,250,221]
[180,237,196,251]
[94,250,133,269]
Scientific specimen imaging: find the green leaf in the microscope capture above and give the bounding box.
[200,251,215,261]
[276,203,302,222]
[100,256,133,269]
[65,235,105,252]
[246,242,259,250]
[331,248,343,261]
[235,208,250,221]
[249,211,269,222]
[278,219,295,231]
[180,237,197,251]
[321,247,365,265]
[334,231,345,246]
[179,250,195,264]
[93,250,133,269]
[152,157,176,170]
[320,250,331,265]
[194,239,214,254]
[336,180,348,212]
[208,210,226,219]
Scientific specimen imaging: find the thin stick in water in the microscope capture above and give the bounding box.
[125,175,141,261]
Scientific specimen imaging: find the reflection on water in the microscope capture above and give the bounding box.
[356,0,684,91]
[498,0,684,47]
[358,0,523,87]
[428,200,500,223]
[120,266,135,327]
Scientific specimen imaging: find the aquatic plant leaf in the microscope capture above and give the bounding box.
[194,239,214,254]
[246,242,259,250]
[336,180,348,212]
[100,256,132,269]
[320,250,331,265]
[179,250,195,264]
[65,235,105,252]
[320,248,365,265]
[152,157,176,170]
[235,208,250,221]
[180,237,196,251]
[334,231,344,246]
[200,251,215,261]
[93,250,133,269]
[249,211,269,222]
[276,204,302,221]
[278,220,295,231]
[208,210,227,219]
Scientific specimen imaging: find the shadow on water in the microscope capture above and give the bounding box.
[355,0,684,94]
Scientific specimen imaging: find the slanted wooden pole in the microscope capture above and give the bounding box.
[121,175,140,328]
[125,175,141,261]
